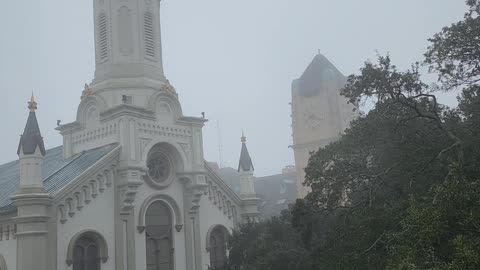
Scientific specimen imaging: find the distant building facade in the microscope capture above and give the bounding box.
[215,165,297,220]
[291,53,356,198]
[0,1,259,270]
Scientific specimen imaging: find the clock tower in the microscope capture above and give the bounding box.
[291,52,356,198]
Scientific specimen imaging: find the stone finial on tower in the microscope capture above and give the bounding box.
[237,132,260,222]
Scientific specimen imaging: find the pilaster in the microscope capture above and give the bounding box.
[11,193,52,270]
[180,173,207,270]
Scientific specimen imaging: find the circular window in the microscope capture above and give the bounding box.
[144,146,175,189]
[147,151,171,183]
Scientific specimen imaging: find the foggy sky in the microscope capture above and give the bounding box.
[0,1,466,176]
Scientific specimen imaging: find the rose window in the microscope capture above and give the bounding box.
[147,151,171,183]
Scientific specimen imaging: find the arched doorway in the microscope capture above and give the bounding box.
[145,200,174,270]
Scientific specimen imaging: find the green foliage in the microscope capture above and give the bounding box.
[425,0,480,89]
[226,212,315,270]
[226,1,480,269]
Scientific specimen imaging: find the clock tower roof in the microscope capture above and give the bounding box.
[297,52,346,97]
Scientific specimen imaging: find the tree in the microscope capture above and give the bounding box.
[425,0,480,89]
[225,1,480,269]
[226,212,315,270]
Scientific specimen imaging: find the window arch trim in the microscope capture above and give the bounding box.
[205,224,230,252]
[137,194,183,233]
[66,230,109,266]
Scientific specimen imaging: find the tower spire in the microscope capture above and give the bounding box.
[238,132,254,172]
[236,132,260,222]
[92,0,166,86]
[18,95,45,156]
[12,95,51,270]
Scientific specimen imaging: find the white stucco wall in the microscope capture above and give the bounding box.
[133,178,186,270]
[198,195,236,270]
[56,185,116,270]
[0,238,17,270]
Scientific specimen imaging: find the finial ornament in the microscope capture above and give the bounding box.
[28,94,37,112]
[160,80,177,96]
[81,83,93,99]
[241,132,246,143]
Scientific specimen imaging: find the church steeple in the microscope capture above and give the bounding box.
[17,94,46,156]
[93,0,166,85]
[237,133,260,221]
[12,96,51,270]
[238,132,254,172]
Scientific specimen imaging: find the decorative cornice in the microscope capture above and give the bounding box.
[204,163,243,205]
[100,104,156,122]
[179,173,208,213]
[53,145,121,202]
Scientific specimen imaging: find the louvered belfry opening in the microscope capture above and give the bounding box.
[98,13,108,61]
[144,12,156,59]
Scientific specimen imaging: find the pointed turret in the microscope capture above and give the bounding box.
[17,95,46,156]
[238,133,254,172]
[297,52,346,97]
[11,95,52,270]
[237,133,260,222]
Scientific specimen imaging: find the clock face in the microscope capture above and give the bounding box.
[300,98,324,130]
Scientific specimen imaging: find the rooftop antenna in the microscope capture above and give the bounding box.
[217,120,225,168]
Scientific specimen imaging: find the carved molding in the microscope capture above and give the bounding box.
[205,180,237,220]
[57,164,117,225]
[179,173,208,213]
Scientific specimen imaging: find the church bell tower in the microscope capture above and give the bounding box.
[291,52,356,198]
[93,0,166,86]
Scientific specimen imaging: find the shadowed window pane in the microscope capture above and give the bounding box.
[87,244,99,270]
[210,227,228,270]
[72,235,101,270]
[73,246,85,270]
[146,201,173,270]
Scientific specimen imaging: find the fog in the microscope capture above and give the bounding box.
[0,0,466,176]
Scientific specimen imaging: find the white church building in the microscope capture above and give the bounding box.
[0,0,260,269]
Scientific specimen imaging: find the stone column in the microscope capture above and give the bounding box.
[12,193,52,270]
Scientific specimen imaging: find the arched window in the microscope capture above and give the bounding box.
[66,230,108,269]
[209,226,228,270]
[73,235,100,270]
[145,201,173,270]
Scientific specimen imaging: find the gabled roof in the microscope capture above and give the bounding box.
[297,53,346,97]
[238,138,254,172]
[0,143,118,213]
